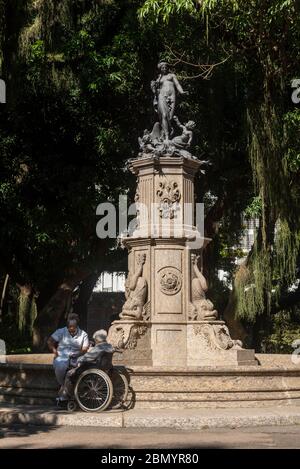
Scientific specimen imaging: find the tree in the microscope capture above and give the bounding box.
[0,0,147,349]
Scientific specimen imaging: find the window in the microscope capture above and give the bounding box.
[93,272,126,293]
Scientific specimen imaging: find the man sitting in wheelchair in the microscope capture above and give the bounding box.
[58,329,113,404]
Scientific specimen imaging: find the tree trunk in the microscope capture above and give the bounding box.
[223,260,250,345]
[72,272,99,333]
[223,287,249,345]
[17,283,33,334]
[204,196,248,340]
[32,267,92,351]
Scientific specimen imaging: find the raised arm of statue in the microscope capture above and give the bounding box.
[173,115,184,130]
[127,254,146,291]
[191,254,208,292]
[172,74,187,95]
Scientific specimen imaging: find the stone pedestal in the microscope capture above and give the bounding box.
[186,321,256,366]
[108,154,256,367]
[2,354,300,408]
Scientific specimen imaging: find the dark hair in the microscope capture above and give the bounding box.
[67,312,79,325]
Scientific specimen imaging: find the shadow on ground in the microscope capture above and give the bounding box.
[0,424,59,440]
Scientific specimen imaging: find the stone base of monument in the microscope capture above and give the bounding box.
[109,320,152,366]
[0,354,300,409]
[124,363,300,409]
[108,319,257,367]
[186,321,256,366]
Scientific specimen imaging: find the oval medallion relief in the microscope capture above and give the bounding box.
[158,267,182,295]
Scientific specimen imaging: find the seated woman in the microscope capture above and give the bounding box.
[59,329,113,402]
[47,313,89,402]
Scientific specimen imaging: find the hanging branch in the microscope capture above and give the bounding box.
[165,44,230,80]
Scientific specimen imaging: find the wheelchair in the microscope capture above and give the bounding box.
[66,349,129,413]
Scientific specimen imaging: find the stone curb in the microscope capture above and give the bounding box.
[1,406,300,429]
[124,412,300,429]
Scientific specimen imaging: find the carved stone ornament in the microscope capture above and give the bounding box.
[156,180,181,219]
[193,323,243,351]
[108,323,149,350]
[190,253,218,320]
[142,300,151,321]
[134,184,140,203]
[134,184,140,230]
[159,267,182,295]
[120,253,148,320]
[188,302,197,321]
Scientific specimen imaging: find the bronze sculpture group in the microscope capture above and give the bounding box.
[138,62,196,159]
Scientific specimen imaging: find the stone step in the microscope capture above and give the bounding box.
[1,355,300,408]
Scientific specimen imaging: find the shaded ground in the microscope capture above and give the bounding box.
[0,424,300,449]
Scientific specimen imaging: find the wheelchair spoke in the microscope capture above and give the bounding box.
[109,369,129,410]
[76,371,112,411]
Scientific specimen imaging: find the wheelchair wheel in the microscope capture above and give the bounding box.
[74,369,113,412]
[67,400,77,412]
[110,369,129,409]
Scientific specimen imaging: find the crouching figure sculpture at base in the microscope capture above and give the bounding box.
[190,254,218,320]
[119,253,148,320]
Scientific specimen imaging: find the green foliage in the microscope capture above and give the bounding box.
[262,311,300,354]
[0,282,33,353]
[284,110,300,173]
[274,219,300,290]
[29,39,45,61]
[139,0,197,23]
[0,2,152,347]
[235,247,272,322]
[244,197,262,220]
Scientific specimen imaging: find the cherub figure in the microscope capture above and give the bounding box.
[138,129,155,153]
[171,116,196,150]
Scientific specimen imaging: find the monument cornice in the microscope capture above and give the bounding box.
[128,154,203,177]
[121,235,211,249]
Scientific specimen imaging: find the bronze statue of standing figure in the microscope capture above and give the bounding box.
[151,62,188,143]
[138,62,206,162]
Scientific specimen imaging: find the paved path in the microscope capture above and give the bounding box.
[0,424,300,448]
[1,404,300,429]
